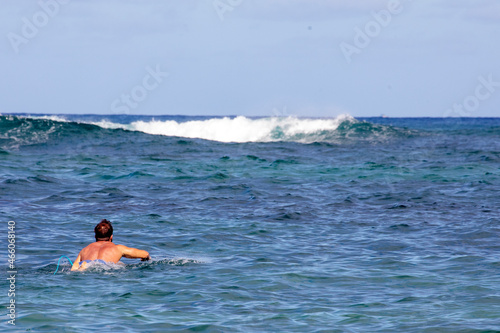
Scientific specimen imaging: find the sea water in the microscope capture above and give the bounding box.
[0,114,499,332]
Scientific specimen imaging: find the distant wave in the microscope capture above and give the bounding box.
[95,115,355,143]
[0,114,416,149]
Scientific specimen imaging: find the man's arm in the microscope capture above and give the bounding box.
[71,253,82,271]
[117,244,150,261]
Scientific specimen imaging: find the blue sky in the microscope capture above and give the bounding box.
[1,0,499,117]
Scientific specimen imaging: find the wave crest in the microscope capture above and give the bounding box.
[1,114,413,148]
[122,115,355,143]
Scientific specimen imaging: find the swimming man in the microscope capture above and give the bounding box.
[71,219,150,271]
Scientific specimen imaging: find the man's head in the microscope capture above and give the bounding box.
[95,219,113,241]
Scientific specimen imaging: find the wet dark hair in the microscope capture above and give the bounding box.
[95,219,113,241]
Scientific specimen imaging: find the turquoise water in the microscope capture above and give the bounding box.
[1,115,500,332]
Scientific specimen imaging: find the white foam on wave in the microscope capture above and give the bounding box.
[92,120,128,130]
[25,115,70,123]
[107,115,354,143]
[4,114,357,144]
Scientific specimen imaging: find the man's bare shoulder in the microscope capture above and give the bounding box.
[114,244,136,254]
[79,242,100,254]
[82,241,117,251]
[114,244,150,260]
[78,241,122,262]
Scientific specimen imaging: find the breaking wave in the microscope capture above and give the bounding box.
[105,115,354,143]
[0,114,414,149]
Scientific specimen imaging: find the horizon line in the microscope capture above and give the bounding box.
[2,112,500,119]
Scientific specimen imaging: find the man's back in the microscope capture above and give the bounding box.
[78,241,124,263]
[71,219,150,271]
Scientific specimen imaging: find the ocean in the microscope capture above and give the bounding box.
[1,114,499,332]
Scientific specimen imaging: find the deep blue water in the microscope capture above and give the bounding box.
[1,114,500,332]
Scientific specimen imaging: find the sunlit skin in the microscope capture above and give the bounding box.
[71,221,150,271]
